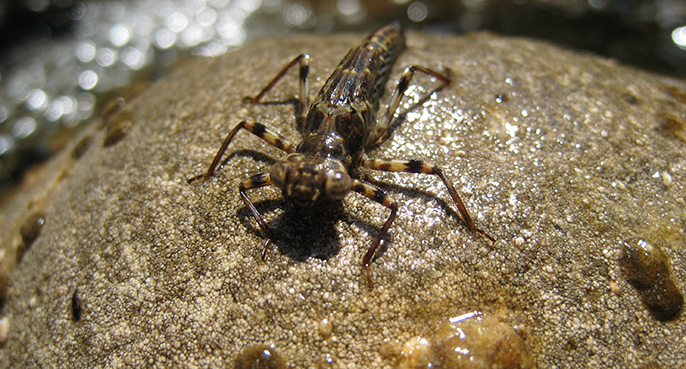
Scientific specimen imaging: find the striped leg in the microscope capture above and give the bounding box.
[239,172,276,260]
[243,54,310,121]
[371,65,451,145]
[188,120,296,184]
[351,179,399,289]
[361,158,495,243]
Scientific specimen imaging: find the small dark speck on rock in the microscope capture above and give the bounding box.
[71,289,82,322]
[71,136,93,160]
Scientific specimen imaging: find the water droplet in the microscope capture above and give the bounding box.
[318,318,333,338]
[17,212,45,262]
[398,336,432,368]
[620,238,684,321]
[20,212,45,246]
[234,344,285,369]
[396,312,533,368]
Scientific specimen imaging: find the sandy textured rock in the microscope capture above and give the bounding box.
[1,30,685,368]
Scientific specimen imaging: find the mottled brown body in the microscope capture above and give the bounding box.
[302,23,404,163]
[188,23,493,289]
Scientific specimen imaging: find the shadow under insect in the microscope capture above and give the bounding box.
[235,196,392,264]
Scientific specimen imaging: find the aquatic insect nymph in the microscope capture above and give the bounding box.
[188,23,494,288]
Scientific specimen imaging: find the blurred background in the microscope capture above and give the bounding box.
[0,0,684,198]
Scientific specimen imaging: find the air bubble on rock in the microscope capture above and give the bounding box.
[620,237,684,321]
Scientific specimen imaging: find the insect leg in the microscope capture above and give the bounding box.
[372,65,451,145]
[361,158,495,244]
[243,54,310,121]
[239,172,276,260]
[351,180,399,289]
[188,120,297,183]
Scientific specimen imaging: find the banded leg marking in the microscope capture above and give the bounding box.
[188,120,296,184]
[243,54,310,121]
[351,179,399,289]
[239,172,276,260]
[361,158,495,243]
[372,65,451,145]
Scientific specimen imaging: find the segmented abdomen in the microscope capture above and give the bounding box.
[315,23,405,110]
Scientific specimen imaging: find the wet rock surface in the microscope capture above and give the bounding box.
[1,31,685,367]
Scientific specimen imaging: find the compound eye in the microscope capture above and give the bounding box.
[324,171,352,200]
[270,160,292,190]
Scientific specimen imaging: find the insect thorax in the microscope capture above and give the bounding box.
[304,101,374,160]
